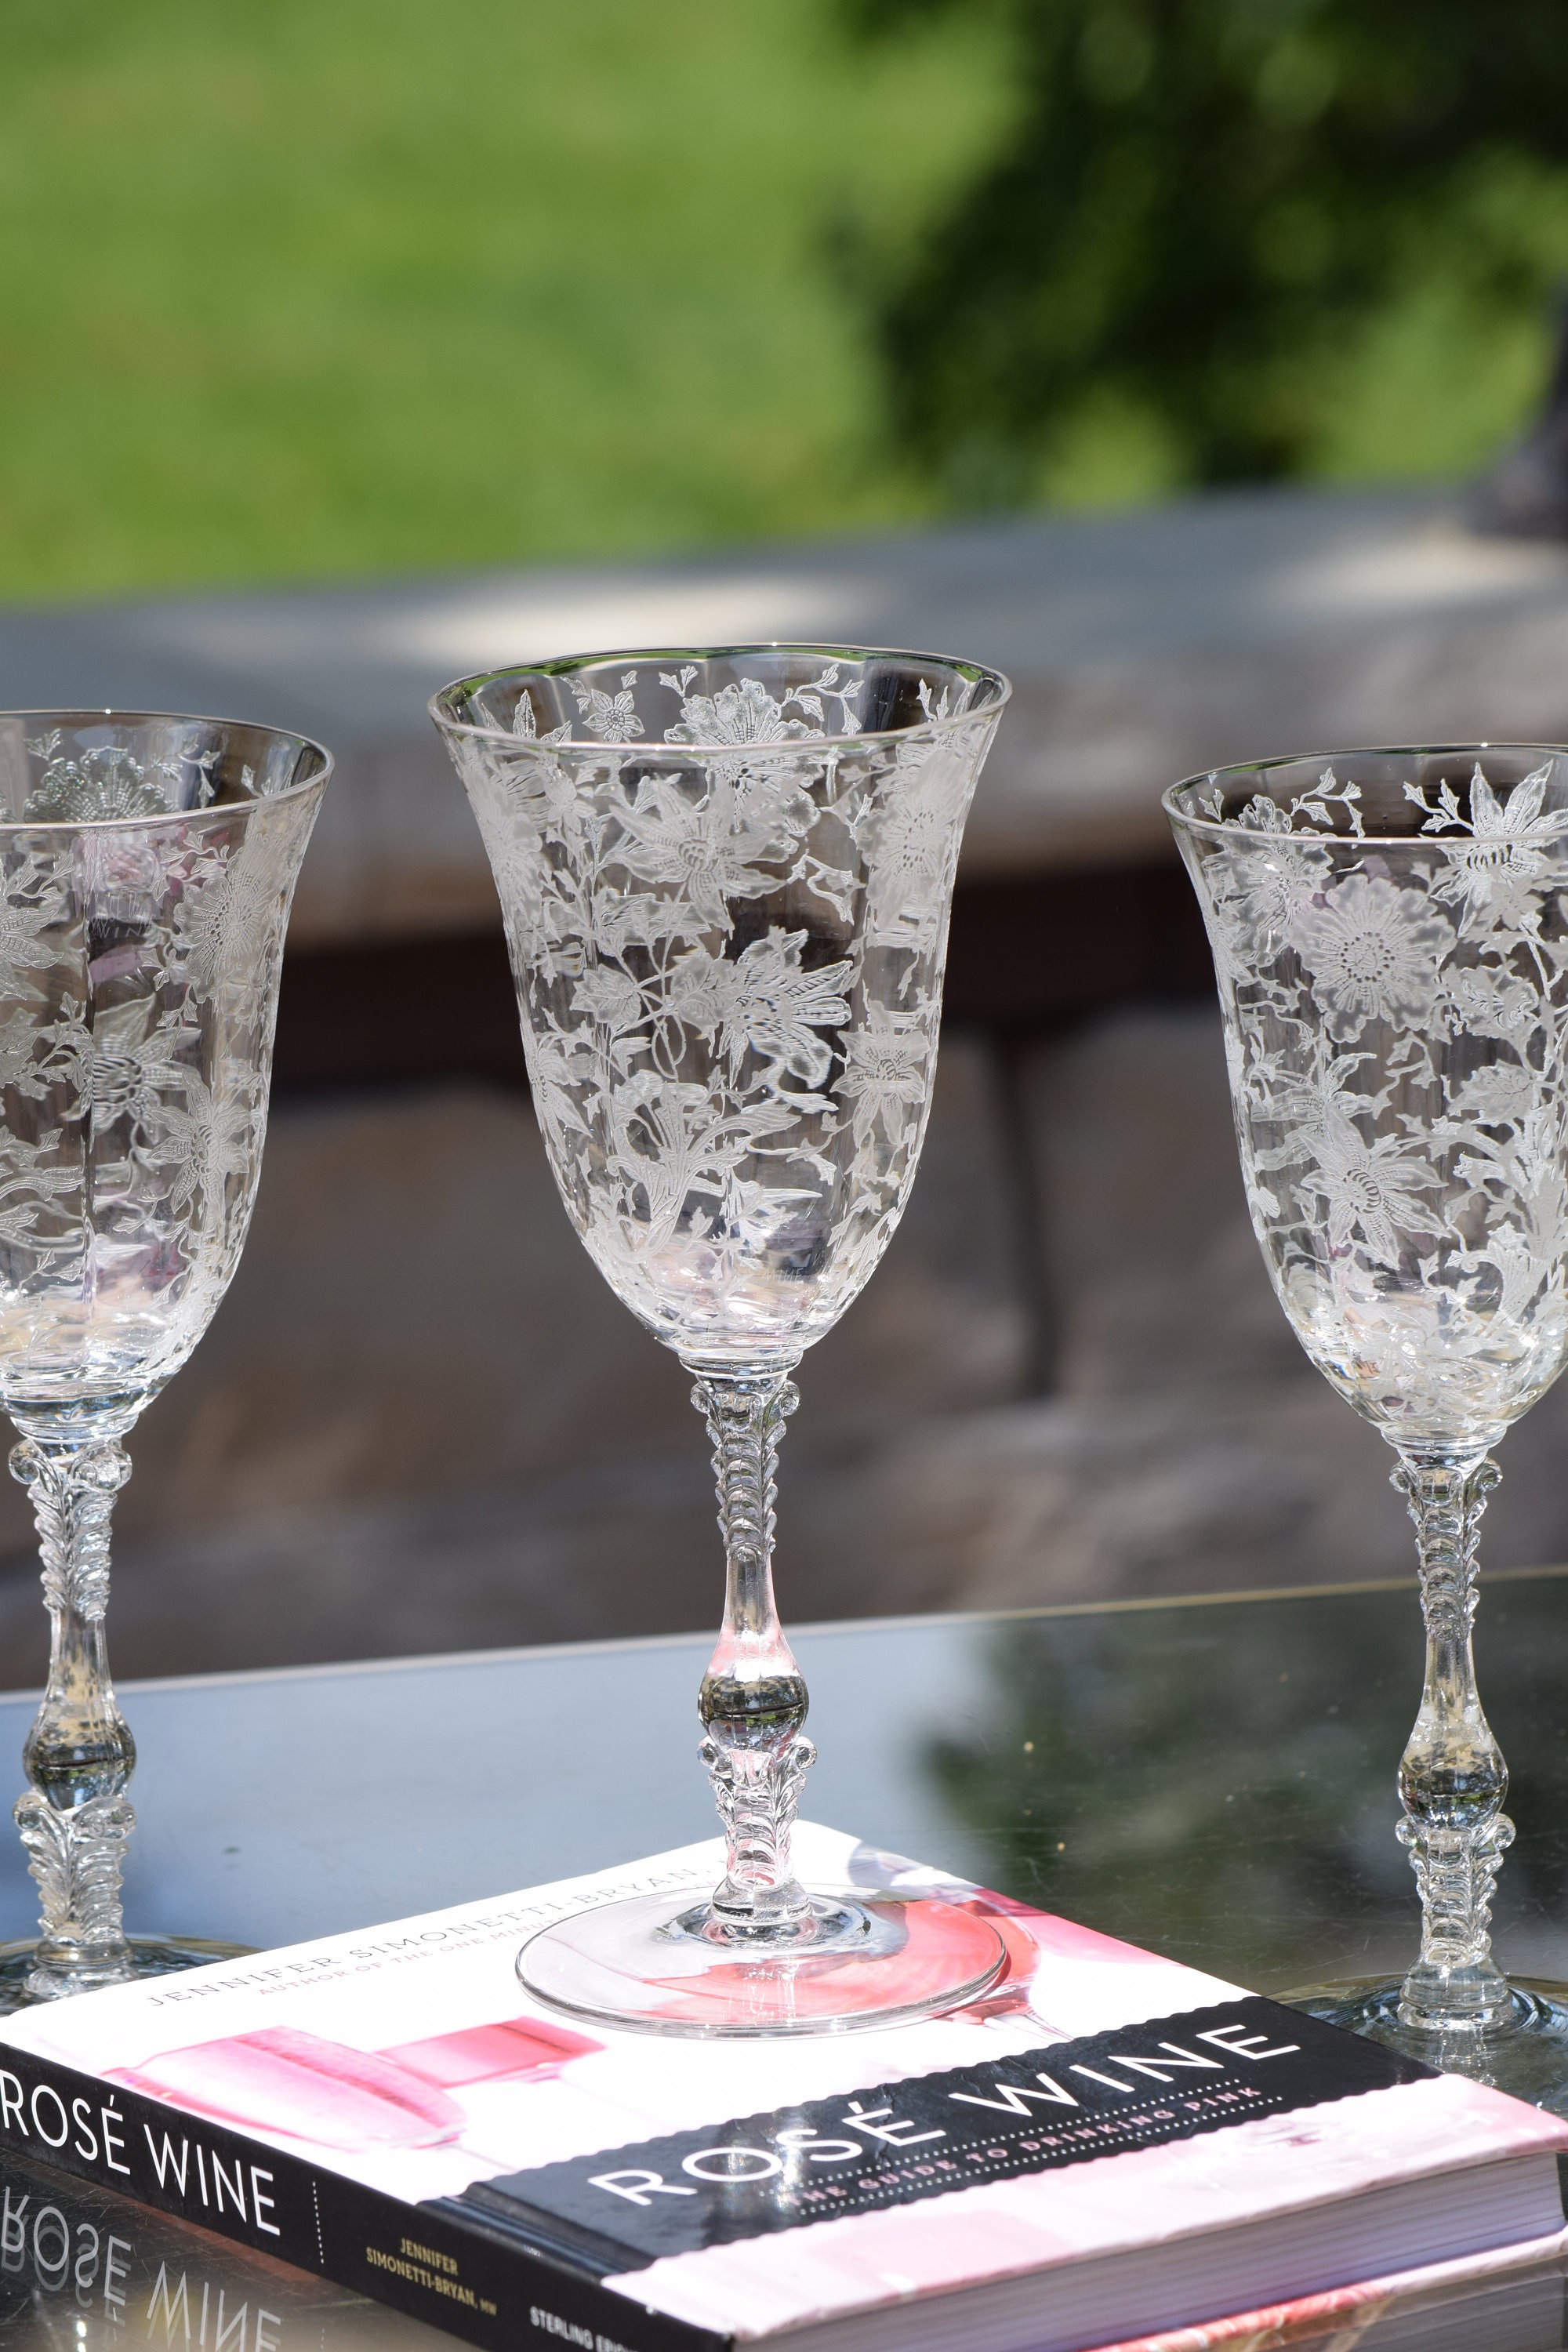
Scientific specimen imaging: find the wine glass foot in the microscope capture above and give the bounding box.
[518,1886,1006,2038]
[1280,1975,1568,2114]
[0,1934,254,2013]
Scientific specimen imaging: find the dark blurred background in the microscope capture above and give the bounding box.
[8,0,1568,1678]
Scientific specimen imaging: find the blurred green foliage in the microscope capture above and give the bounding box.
[0,0,1007,600]
[847,0,1568,503]
[9,0,1564,603]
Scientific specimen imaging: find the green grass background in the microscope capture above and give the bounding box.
[1,0,1563,604]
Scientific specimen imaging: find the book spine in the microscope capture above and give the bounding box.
[0,2045,724,2352]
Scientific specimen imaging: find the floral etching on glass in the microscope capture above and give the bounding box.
[1189,763,1568,1450]
[1171,748,1568,2067]
[454,661,994,1365]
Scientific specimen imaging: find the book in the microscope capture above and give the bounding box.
[0,2125,1561,2352]
[0,1824,1562,2352]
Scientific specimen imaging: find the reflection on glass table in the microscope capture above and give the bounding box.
[0,1573,1567,2345]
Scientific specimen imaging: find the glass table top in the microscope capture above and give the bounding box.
[0,1572,1565,2349]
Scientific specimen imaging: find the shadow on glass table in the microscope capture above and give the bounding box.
[0,1570,1566,2347]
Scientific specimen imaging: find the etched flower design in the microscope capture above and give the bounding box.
[525,1032,595,1145]
[1289,874,1449,1040]
[1443,963,1540,1042]
[170,828,292,1004]
[837,1017,932,1146]
[1252,1050,1381,1139]
[141,1076,256,1218]
[608,1073,755,1248]
[0,1134,78,1247]
[1416,764,1564,887]
[485,823,550,964]
[24,746,171,824]
[0,1015,42,1096]
[1199,779,1568,1399]
[572,965,644,1034]
[611,779,788,930]
[89,1013,197,1121]
[590,889,684,958]
[1213,841,1328,960]
[1450,1063,1537,1128]
[1235,793,1294,834]
[1426,767,1563,935]
[570,673,644,744]
[663,677,820,753]
[493,699,581,844]
[660,673,825,833]
[666,929,851,1087]
[1300,1122,1445,1263]
[855,753,972,948]
[0,880,66,986]
[511,696,572,752]
[1452,1220,1549,1333]
[0,1008,84,1104]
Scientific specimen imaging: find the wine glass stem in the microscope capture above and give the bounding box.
[9,1425,138,1995]
[687,1363,815,1932]
[1392,1448,1513,2032]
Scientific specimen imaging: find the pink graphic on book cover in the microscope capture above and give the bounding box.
[93,1886,1148,2158]
[108,2014,601,2153]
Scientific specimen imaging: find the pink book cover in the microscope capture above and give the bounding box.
[0,1824,1561,2352]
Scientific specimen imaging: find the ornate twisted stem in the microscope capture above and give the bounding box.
[687,1363,815,1934]
[9,1426,139,1999]
[1392,1449,1513,2033]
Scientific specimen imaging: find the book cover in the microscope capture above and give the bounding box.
[0,1825,1561,2352]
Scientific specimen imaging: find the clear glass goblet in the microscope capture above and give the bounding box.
[433,644,1010,2036]
[0,711,331,2007]
[1167,745,1568,2105]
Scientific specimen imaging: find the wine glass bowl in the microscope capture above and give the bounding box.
[436,650,994,1366]
[434,644,1010,2034]
[1167,744,1568,2098]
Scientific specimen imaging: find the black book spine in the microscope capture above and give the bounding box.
[0,2044,726,2352]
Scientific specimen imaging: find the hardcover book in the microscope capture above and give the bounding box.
[0,1826,1563,2352]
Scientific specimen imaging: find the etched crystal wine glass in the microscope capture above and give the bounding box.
[433,644,1010,2035]
[0,712,331,2007]
[1167,746,1568,2102]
